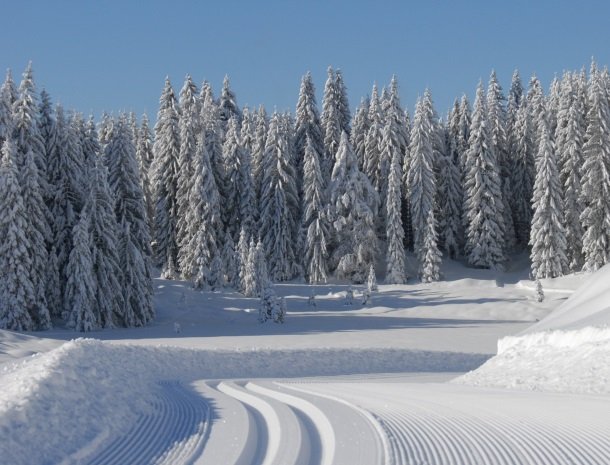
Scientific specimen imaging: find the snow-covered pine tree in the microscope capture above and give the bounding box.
[526,75,546,150]
[136,114,155,229]
[21,147,51,328]
[85,158,124,328]
[384,76,409,157]
[329,131,379,283]
[251,105,268,209]
[295,72,325,189]
[152,77,181,278]
[383,121,407,284]
[302,135,330,283]
[243,239,259,297]
[201,82,225,208]
[529,106,567,279]
[218,75,241,131]
[367,264,378,291]
[259,284,278,323]
[259,112,300,281]
[0,75,13,147]
[511,98,536,246]
[535,278,544,302]
[2,69,18,107]
[580,68,610,271]
[106,116,154,325]
[486,70,515,252]
[178,133,222,286]
[408,92,442,280]
[506,70,524,157]
[176,75,200,262]
[63,211,98,331]
[548,76,561,137]
[322,67,341,180]
[0,140,34,331]
[463,82,505,269]
[364,84,384,194]
[437,130,462,259]
[239,138,257,241]
[98,112,114,149]
[557,74,585,271]
[457,95,472,174]
[335,69,351,136]
[240,106,255,153]
[351,96,370,170]
[221,116,245,241]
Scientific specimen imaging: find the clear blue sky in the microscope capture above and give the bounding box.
[2,0,609,120]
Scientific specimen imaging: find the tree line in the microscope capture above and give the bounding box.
[1,61,609,331]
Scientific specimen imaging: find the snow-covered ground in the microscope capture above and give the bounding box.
[1,257,609,465]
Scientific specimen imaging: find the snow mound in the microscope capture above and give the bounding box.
[0,339,487,465]
[455,265,610,394]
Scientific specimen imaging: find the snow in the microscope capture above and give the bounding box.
[456,263,610,394]
[1,257,610,464]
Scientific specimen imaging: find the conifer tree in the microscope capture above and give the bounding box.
[152,78,181,277]
[512,99,535,246]
[240,106,256,153]
[63,212,98,331]
[385,140,406,283]
[580,69,610,271]
[486,70,515,252]
[351,96,370,170]
[322,67,341,178]
[437,132,462,259]
[237,227,250,293]
[527,75,546,149]
[295,72,325,199]
[335,69,351,136]
[558,74,585,270]
[222,116,245,240]
[85,159,124,328]
[0,140,34,331]
[259,113,300,281]
[106,117,154,324]
[303,135,330,283]
[201,82,225,205]
[136,114,155,229]
[329,132,379,283]
[408,92,442,280]
[457,95,472,174]
[420,209,442,282]
[176,75,200,257]
[364,84,385,197]
[218,75,241,130]
[251,105,268,207]
[530,107,567,279]
[2,69,18,107]
[463,82,505,269]
[21,148,51,328]
[0,76,13,148]
[222,231,239,287]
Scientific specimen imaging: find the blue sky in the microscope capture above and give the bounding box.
[2,0,609,120]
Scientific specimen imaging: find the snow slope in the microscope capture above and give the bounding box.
[1,258,608,465]
[456,264,610,393]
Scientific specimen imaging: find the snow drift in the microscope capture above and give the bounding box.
[456,264,610,394]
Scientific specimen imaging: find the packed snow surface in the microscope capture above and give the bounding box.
[456,264,610,394]
[1,258,609,464]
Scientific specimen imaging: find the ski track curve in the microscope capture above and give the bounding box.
[296,382,610,465]
[83,381,210,465]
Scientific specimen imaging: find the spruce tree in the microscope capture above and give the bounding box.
[240,106,256,153]
[486,70,515,252]
[237,227,249,293]
[580,69,610,271]
[364,84,385,199]
[437,132,462,259]
[457,95,472,174]
[303,135,330,283]
[530,107,567,279]
[295,72,325,183]
[408,92,442,280]
[176,75,200,259]
[335,69,351,136]
[63,212,98,332]
[136,114,155,229]
[222,231,239,287]
[152,77,181,277]
[421,208,442,283]
[86,159,124,328]
[259,113,300,281]
[106,117,154,325]
[351,96,370,170]
[251,105,268,208]
[329,132,379,283]
[201,82,225,208]
[0,75,13,148]
[218,75,241,130]
[511,99,535,246]
[558,74,585,270]
[384,137,407,284]
[322,67,341,179]
[463,82,505,269]
[222,116,245,241]
[0,140,34,331]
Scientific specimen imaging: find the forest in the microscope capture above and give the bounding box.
[0,61,609,331]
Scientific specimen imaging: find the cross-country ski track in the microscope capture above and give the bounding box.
[71,377,610,465]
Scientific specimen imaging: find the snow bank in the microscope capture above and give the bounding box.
[455,264,610,394]
[0,339,487,465]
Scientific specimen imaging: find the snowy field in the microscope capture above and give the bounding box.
[1,257,609,465]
